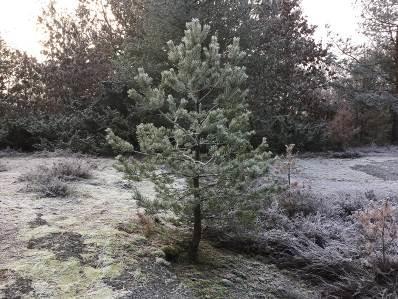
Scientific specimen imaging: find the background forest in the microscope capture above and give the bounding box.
[1,0,397,155]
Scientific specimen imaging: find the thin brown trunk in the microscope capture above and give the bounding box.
[391,107,398,144]
[190,178,202,261]
[190,99,202,261]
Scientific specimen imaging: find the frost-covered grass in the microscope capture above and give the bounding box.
[0,162,7,172]
[20,159,93,197]
[272,191,398,296]
[207,189,398,297]
[3,152,398,298]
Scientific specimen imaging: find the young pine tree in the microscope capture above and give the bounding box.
[107,19,271,261]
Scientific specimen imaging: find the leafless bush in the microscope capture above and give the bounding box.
[276,190,370,221]
[44,159,93,181]
[273,144,298,187]
[333,194,368,218]
[276,190,321,218]
[20,159,93,197]
[356,199,398,272]
[31,177,70,198]
[271,192,398,296]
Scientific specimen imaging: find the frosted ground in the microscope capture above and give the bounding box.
[0,147,397,297]
[294,146,398,198]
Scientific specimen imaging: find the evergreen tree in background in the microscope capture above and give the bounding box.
[359,0,398,143]
[334,0,398,145]
[0,37,44,115]
[193,0,332,151]
[107,19,271,260]
[36,0,332,152]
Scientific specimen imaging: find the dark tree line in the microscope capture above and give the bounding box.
[0,0,394,153]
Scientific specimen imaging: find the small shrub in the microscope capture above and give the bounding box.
[277,190,320,218]
[275,144,297,186]
[48,159,92,180]
[38,178,70,198]
[137,211,155,238]
[0,162,7,172]
[356,199,398,271]
[334,194,367,218]
[255,191,398,296]
[21,159,93,197]
[22,171,70,198]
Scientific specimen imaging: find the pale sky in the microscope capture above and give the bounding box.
[0,0,362,58]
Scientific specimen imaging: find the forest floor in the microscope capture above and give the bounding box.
[0,147,397,298]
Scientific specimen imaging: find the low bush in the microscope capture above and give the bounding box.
[0,104,138,155]
[334,194,368,217]
[46,159,93,181]
[205,190,398,297]
[28,176,71,198]
[20,159,93,197]
[356,199,398,272]
[276,190,321,218]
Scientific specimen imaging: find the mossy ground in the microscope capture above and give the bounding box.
[0,154,317,298]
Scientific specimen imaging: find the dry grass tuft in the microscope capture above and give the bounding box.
[20,159,93,197]
[137,211,156,238]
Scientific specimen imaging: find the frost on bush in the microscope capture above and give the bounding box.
[333,194,368,218]
[45,159,93,181]
[215,190,398,297]
[276,190,326,218]
[20,159,93,197]
[356,199,398,271]
[31,176,70,198]
[271,193,398,296]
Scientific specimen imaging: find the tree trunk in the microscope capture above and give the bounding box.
[189,97,202,261]
[392,29,398,144]
[190,181,202,262]
[391,107,398,144]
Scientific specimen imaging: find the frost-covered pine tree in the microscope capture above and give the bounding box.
[107,19,271,261]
